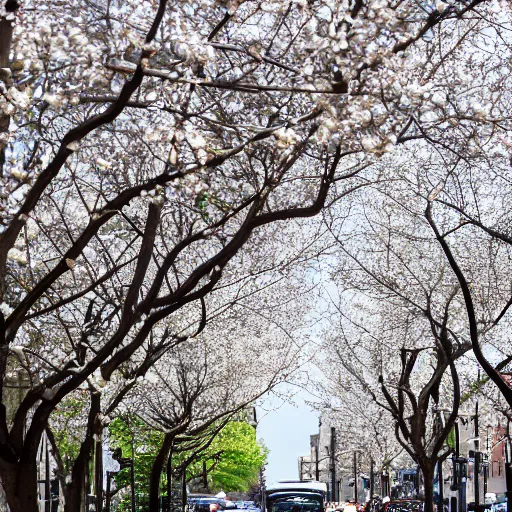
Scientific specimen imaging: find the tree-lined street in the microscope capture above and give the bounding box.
[0,0,511,510]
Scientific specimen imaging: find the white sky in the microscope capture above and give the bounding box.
[257,386,320,485]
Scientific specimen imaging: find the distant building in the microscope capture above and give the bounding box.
[298,416,363,502]
[299,419,331,484]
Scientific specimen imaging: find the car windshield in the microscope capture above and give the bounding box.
[386,503,423,512]
[269,496,323,512]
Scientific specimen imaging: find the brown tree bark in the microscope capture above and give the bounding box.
[149,432,174,511]
[421,464,436,512]
[63,391,101,512]
[1,459,39,512]
[0,0,18,179]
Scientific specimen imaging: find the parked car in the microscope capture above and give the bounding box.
[189,496,228,511]
[382,500,424,512]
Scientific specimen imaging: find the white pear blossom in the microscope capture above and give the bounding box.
[41,92,64,108]
[0,303,13,316]
[436,1,448,12]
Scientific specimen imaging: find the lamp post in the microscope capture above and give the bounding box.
[331,427,337,502]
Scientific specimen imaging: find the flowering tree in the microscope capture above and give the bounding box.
[314,386,407,480]
[316,147,512,510]
[138,309,302,511]
[318,224,461,509]
[0,0,498,509]
[43,248,312,512]
[316,3,512,506]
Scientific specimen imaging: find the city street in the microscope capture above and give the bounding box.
[1,0,512,510]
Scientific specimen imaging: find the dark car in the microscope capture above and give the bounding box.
[189,497,228,511]
[383,500,424,512]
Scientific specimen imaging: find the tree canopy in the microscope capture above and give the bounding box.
[1,0,512,510]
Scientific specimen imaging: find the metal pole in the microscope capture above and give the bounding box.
[370,460,374,500]
[354,451,358,503]
[130,444,136,512]
[484,454,488,496]
[438,459,444,512]
[316,444,320,481]
[95,437,103,512]
[475,373,480,510]
[485,425,491,497]
[455,422,460,460]
[331,427,336,502]
[45,438,51,512]
[454,422,466,512]
[181,468,187,511]
[166,443,173,512]
[505,421,512,512]
[475,452,480,510]
[106,472,112,512]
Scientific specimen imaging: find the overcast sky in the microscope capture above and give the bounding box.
[257,388,319,485]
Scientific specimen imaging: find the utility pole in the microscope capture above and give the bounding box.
[331,427,336,502]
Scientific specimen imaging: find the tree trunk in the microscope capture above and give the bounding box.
[1,459,40,512]
[422,465,435,512]
[63,391,101,512]
[181,468,187,511]
[0,0,18,178]
[149,433,173,512]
